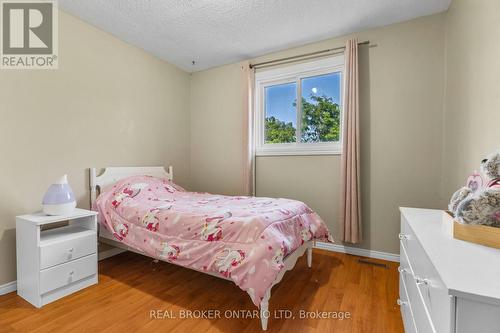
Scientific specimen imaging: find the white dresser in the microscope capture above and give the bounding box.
[16,209,98,307]
[399,207,500,333]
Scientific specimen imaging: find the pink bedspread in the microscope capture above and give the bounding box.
[96,175,331,306]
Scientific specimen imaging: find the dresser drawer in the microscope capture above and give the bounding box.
[414,257,452,333]
[401,264,435,332]
[400,217,452,333]
[40,229,96,269]
[399,274,417,333]
[40,254,97,294]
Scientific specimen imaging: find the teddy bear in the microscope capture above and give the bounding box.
[481,152,500,187]
[449,151,500,226]
[448,187,472,213]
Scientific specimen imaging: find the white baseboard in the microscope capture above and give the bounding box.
[0,281,17,296]
[314,241,400,262]
[1,249,127,296]
[98,247,127,261]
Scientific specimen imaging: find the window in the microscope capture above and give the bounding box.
[255,56,344,156]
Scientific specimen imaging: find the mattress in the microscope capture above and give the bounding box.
[96,175,331,306]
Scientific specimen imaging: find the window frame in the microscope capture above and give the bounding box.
[254,55,345,156]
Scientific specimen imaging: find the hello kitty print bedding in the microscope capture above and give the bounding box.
[96,175,331,306]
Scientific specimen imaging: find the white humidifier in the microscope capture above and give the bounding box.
[42,174,77,215]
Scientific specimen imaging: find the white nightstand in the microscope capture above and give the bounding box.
[16,208,98,307]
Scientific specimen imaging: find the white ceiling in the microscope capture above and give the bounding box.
[59,0,451,72]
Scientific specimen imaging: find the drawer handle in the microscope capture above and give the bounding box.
[68,248,74,253]
[398,266,408,274]
[415,276,429,285]
[68,270,75,282]
[398,233,408,240]
[397,299,407,306]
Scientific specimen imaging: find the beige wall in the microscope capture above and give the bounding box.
[442,0,500,197]
[189,63,245,195]
[190,14,447,254]
[0,11,191,285]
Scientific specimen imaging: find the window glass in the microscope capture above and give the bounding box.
[300,72,342,143]
[264,82,297,143]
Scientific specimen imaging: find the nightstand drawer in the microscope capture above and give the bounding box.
[40,227,96,269]
[40,254,97,294]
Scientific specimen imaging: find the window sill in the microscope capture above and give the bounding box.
[255,145,342,156]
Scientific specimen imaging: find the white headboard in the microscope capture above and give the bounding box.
[89,166,173,206]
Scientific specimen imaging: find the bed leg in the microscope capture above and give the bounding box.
[260,289,270,331]
[307,243,313,268]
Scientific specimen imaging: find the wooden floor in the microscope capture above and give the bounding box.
[0,249,403,333]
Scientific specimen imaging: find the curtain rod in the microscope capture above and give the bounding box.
[249,40,370,69]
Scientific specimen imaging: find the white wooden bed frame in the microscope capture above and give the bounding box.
[89,166,313,331]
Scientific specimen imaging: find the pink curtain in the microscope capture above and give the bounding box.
[242,61,255,196]
[340,38,362,243]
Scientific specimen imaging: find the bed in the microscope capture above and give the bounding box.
[90,166,331,330]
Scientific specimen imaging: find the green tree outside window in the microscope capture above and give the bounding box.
[265,94,340,143]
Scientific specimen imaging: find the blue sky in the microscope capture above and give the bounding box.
[265,72,341,126]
